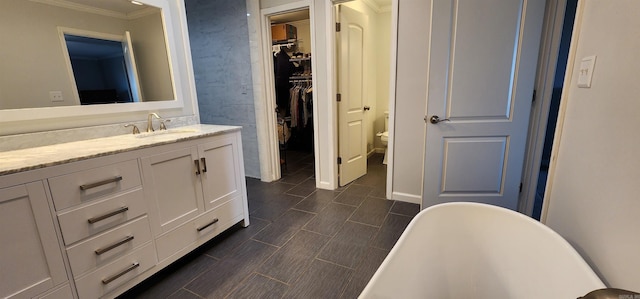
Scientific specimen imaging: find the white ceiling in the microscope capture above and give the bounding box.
[270,10,310,24]
[270,0,392,24]
[31,0,153,16]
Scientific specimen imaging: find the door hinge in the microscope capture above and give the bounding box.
[336,22,341,32]
[532,89,537,103]
[337,93,342,102]
[519,182,523,193]
[337,157,342,165]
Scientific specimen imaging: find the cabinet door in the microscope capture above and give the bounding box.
[141,147,204,234]
[0,182,67,299]
[199,135,243,211]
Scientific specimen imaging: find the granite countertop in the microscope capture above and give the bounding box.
[0,124,241,176]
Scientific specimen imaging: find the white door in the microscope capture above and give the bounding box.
[423,0,545,209]
[337,5,368,186]
[123,31,143,102]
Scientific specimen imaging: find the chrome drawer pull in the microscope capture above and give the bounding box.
[101,262,140,284]
[201,157,207,173]
[80,176,123,191]
[95,235,134,255]
[196,218,219,232]
[195,159,201,175]
[87,206,129,224]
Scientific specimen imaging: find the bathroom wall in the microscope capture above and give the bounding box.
[286,20,311,54]
[374,10,392,151]
[128,11,173,102]
[185,0,260,178]
[390,0,430,203]
[544,0,640,290]
[0,0,128,109]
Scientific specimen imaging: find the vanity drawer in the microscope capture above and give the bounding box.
[57,188,147,245]
[155,196,244,261]
[66,216,153,277]
[48,159,142,210]
[75,242,156,299]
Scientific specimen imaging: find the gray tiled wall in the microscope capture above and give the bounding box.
[185,0,260,178]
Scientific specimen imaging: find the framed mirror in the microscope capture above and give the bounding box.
[0,0,186,124]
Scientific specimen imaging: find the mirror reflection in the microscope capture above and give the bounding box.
[0,0,174,110]
[65,34,141,105]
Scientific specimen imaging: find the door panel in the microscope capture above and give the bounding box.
[141,147,204,233]
[423,0,545,209]
[199,136,241,211]
[338,5,368,186]
[449,0,523,119]
[441,137,507,193]
[0,182,67,298]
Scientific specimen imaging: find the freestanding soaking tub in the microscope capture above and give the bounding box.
[360,202,605,299]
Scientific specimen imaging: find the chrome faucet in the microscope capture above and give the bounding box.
[147,113,161,132]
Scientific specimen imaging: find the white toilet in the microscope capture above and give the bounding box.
[376,111,390,164]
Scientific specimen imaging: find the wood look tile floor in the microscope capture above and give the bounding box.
[120,152,420,299]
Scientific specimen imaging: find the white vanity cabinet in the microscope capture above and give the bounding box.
[142,131,248,262]
[0,126,249,298]
[0,181,68,299]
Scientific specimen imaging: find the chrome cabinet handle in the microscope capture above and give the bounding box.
[195,159,201,175]
[196,218,219,232]
[201,157,207,173]
[428,115,450,124]
[79,176,123,190]
[101,262,140,284]
[87,206,129,224]
[95,235,134,255]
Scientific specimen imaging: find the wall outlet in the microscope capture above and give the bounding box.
[49,91,64,102]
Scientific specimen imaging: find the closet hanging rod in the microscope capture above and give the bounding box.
[289,79,312,83]
[272,39,297,45]
[289,75,312,80]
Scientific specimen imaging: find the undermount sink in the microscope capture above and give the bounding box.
[134,128,199,138]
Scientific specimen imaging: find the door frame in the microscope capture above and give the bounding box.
[248,0,399,192]
[247,0,319,183]
[518,0,569,216]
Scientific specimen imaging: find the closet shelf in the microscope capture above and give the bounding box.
[289,75,312,80]
[290,57,311,62]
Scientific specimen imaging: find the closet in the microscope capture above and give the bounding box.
[270,10,313,171]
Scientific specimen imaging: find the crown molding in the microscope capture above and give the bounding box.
[30,0,157,20]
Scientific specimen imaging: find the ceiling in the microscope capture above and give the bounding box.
[270,10,310,24]
[32,0,153,16]
[269,0,392,24]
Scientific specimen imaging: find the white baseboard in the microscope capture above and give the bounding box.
[316,180,334,190]
[374,147,385,154]
[391,191,422,205]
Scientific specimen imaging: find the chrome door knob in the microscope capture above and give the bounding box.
[428,115,450,124]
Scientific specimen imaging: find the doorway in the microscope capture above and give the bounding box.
[531,0,578,220]
[268,9,316,181]
[249,0,397,191]
[335,0,393,189]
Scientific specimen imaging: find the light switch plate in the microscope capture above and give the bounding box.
[577,56,596,88]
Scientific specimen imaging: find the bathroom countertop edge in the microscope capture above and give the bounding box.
[0,125,242,176]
